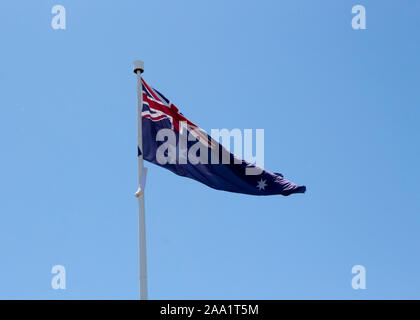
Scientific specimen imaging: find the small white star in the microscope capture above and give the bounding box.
[256,179,267,191]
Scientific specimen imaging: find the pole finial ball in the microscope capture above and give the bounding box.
[133,60,144,74]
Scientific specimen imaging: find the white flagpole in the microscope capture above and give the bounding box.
[133,60,148,300]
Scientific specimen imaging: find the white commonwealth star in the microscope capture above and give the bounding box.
[256,179,267,191]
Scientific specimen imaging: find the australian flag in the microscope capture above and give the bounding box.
[139,78,306,196]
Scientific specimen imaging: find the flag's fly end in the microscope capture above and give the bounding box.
[295,185,306,194]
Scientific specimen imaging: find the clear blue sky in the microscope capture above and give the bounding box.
[0,0,419,299]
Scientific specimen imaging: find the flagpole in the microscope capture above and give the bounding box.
[133,60,148,300]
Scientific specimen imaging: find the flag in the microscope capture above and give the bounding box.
[139,79,306,196]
